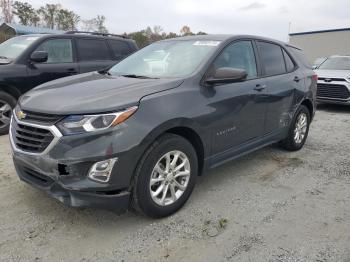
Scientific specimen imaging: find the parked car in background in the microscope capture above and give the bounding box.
[10,35,317,218]
[312,57,327,69]
[0,31,138,135]
[315,55,350,105]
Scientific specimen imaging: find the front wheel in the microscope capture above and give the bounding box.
[132,134,198,218]
[0,92,16,136]
[280,105,310,151]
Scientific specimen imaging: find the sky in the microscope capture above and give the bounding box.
[25,0,350,41]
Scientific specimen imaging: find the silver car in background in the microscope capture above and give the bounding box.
[315,55,350,105]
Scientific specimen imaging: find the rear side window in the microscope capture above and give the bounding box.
[282,49,296,72]
[35,39,73,63]
[108,40,132,59]
[77,39,110,61]
[257,41,286,76]
[287,46,312,69]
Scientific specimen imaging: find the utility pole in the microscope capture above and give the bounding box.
[287,22,292,43]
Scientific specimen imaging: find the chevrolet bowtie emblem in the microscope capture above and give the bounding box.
[17,110,27,120]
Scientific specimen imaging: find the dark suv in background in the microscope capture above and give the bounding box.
[0,31,138,134]
[10,35,317,218]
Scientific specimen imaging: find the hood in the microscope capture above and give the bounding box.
[19,72,184,115]
[315,69,350,79]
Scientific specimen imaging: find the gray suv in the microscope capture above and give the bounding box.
[10,35,317,218]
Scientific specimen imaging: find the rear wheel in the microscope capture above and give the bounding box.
[0,92,16,135]
[132,134,198,218]
[280,105,310,151]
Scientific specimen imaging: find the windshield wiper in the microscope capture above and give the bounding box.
[121,74,158,79]
[98,69,111,76]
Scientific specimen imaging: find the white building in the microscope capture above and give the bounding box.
[289,28,350,63]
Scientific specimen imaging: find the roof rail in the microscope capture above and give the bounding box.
[64,31,128,39]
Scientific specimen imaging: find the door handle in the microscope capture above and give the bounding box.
[254,84,266,92]
[294,76,300,82]
[67,68,78,75]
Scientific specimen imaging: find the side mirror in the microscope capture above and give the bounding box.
[30,51,48,63]
[206,67,247,85]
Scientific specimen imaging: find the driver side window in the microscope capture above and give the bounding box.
[34,39,73,63]
[213,41,257,79]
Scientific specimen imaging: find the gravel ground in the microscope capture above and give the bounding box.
[0,104,349,262]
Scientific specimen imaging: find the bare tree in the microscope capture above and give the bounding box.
[81,18,96,31]
[80,15,108,33]
[0,0,14,23]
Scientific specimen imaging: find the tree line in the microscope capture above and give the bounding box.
[0,1,107,32]
[126,25,207,47]
[0,0,206,47]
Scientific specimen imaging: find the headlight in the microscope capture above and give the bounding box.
[57,106,138,135]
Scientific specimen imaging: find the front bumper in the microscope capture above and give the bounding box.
[13,154,131,213]
[9,112,145,213]
[316,97,350,105]
[316,78,350,105]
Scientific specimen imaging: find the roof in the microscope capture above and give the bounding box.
[0,23,63,35]
[161,34,288,45]
[289,27,350,36]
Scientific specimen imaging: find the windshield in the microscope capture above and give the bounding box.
[0,36,40,60]
[109,40,221,78]
[318,57,350,70]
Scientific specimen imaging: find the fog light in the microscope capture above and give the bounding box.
[88,157,118,183]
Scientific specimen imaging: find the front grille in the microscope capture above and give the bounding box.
[12,120,54,153]
[318,77,346,82]
[15,108,62,125]
[317,83,350,100]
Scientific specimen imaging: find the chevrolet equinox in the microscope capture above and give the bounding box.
[10,35,317,218]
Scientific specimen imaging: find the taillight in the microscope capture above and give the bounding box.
[312,74,318,81]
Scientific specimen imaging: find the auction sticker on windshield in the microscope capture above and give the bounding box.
[193,41,221,46]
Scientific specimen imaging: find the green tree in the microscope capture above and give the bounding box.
[166,32,178,39]
[12,1,39,26]
[56,9,80,31]
[38,4,61,29]
[180,25,193,36]
[128,30,149,48]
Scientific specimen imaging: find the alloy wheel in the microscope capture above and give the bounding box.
[0,100,12,129]
[294,112,308,144]
[149,150,191,206]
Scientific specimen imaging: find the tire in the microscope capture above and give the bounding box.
[280,105,310,151]
[0,91,17,136]
[132,133,198,218]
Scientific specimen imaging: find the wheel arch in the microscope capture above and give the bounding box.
[0,83,22,100]
[137,119,207,177]
[300,98,314,120]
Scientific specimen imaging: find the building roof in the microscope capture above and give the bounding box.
[0,23,63,35]
[289,27,350,36]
